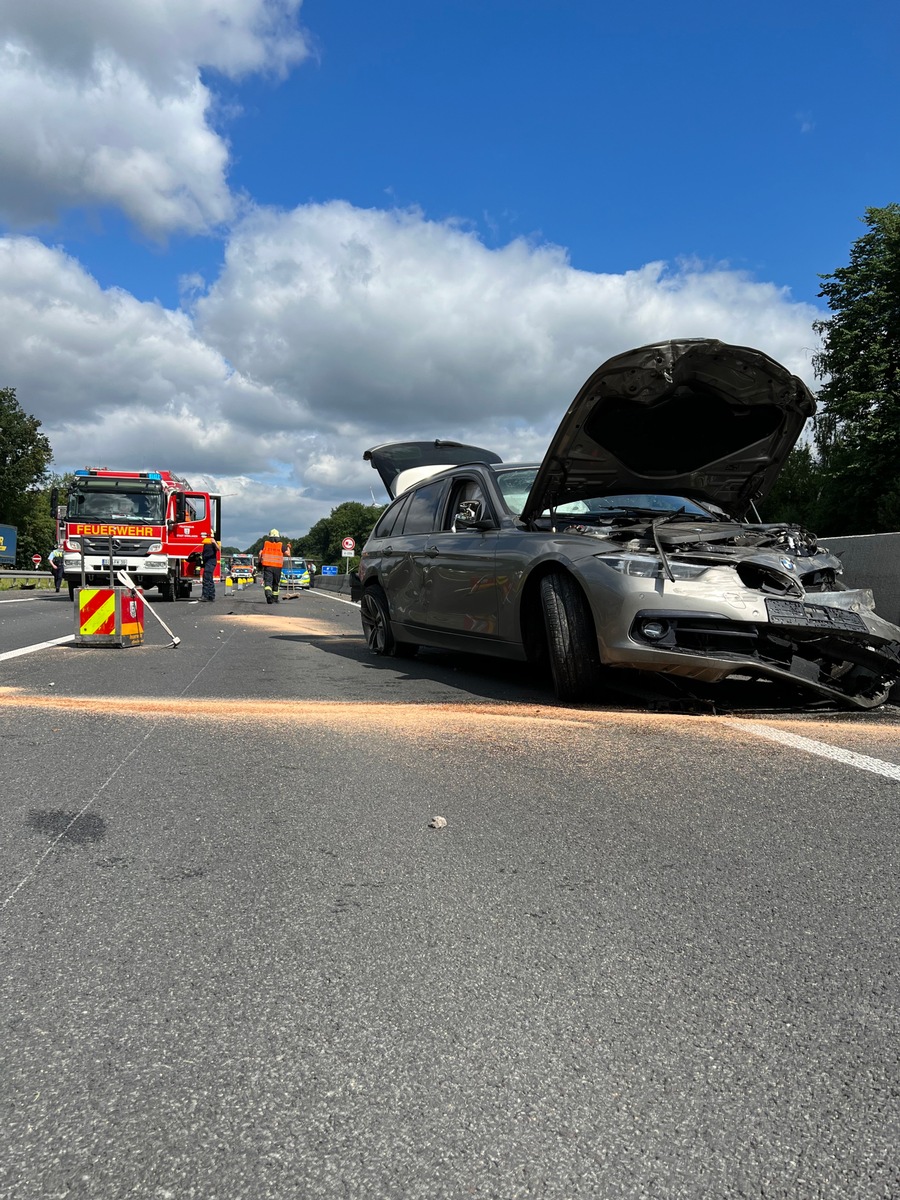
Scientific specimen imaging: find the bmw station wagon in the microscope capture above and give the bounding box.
[356,339,900,710]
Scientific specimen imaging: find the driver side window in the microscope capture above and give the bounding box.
[446,479,489,532]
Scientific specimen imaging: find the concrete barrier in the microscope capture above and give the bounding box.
[820,532,900,624]
[312,574,356,596]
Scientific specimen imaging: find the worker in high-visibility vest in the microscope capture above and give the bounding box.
[259,529,286,604]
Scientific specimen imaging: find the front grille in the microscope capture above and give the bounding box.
[81,537,153,554]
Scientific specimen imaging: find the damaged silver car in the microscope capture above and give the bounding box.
[357,339,900,709]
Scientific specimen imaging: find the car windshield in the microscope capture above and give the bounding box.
[495,469,718,520]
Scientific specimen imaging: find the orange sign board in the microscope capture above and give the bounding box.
[70,523,157,537]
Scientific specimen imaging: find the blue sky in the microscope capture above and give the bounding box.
[0,0,897,546]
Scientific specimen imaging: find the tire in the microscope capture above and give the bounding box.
[540,572,602,702]
[360,584,418,658]
[160,572,178,602]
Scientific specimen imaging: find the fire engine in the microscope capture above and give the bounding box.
[228,552,256,583]
[54,469,221,601]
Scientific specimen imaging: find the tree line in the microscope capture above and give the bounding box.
[243,502,385,566]
[760,204,900,534]
[2,203,899,567]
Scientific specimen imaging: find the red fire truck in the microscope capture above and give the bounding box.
[54,469,221,601]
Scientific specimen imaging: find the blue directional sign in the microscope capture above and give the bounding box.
[321,565,338,576]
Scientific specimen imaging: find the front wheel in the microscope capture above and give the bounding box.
[360,584,418,658]
[540,572,602,702]
[159,572,178,602]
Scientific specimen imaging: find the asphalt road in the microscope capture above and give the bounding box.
[1,584,899,1199]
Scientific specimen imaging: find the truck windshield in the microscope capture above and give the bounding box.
[68,483,165,524]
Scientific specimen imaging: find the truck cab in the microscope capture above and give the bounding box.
[57,468,220,601]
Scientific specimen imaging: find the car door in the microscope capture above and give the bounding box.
[167,492,213,564]
[379,479,449,630]
[423,475,501,637]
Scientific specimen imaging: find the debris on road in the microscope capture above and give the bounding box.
[429,815,447,829]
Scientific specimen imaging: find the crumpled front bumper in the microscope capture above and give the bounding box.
[589,573,900,709]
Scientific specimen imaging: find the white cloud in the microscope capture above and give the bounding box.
[0,0,309,234]
[196,200,822,438]
[0,203,824,547]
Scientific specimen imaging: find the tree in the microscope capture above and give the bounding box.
[0,388,54,566]
[759,443,825,529]
[293,501,384,564]
[812,204,900,534]
[245,533,301,557]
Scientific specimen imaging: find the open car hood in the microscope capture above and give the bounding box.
[522,339,816,521]
[364,440,502,499]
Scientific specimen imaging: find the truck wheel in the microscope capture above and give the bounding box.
[540,572,601,702]
[160,573,177,602]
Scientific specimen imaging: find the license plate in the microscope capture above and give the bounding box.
[100,558,127,568]
[765,598,866,632]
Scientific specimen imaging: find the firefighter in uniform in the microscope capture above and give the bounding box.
[260,530,286,604]
[199,535,218,602]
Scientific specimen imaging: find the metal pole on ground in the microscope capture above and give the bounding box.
[117,570,180,647]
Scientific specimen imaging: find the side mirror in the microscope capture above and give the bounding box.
[455,500,493,531]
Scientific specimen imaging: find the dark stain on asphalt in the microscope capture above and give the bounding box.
[27,809,107,845]
[160,866,207,882]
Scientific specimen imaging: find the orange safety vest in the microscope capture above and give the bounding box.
[259,539,284,567]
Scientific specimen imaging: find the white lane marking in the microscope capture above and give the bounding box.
[0,596,44,604]
[728,720,900,783]
[307,590,359,607]
[0,634,76,661]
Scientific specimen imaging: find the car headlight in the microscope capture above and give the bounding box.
[596,554,710,580]
[147,542,163,553]
[64,538,81,551]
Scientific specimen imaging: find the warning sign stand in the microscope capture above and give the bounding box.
[73,587,144,647]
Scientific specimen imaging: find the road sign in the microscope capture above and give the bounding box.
[31,554,42,565]
[321,565,338,576]
[341,537,356,551]
[341,549,354,558]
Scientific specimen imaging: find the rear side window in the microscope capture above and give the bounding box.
[372,494,410,539]
[400,481,446,534]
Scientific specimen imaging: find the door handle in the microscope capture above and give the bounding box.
[383,546,394,556]
[424,545,440,557]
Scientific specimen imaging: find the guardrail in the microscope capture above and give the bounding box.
[0,571,52,581]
